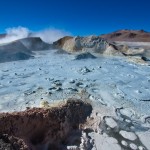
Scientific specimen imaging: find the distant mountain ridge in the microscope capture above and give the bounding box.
[100,29,150,42]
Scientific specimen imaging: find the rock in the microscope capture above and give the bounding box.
[74,52,96,60]
[40,100,49,108]
[78,67,91,75]
[0,99,92,150]
[53,36,73,49]
[123,47,145,56]
[127,56,148,65]
[54,36,110,53]
[141,56,150,61]
[69,79,75,84]
[103,45,123,56]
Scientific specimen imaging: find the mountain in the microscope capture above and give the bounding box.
[19,37,53,51]
[0,40,33,63]
[100,29,150,42]
[0,37,53,63]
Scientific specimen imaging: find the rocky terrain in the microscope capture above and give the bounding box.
[0,30,150,150]
[54,35,150,65]
[0,30,149,63]
[0,99,92,150]
[0,48,150,149]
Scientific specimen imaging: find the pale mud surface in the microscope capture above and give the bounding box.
[0,50,150,150]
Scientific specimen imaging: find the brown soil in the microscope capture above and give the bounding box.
[53,36,73,48]
[0,99,92,150]
[100,29,150,42]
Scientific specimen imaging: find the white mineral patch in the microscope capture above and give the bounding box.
[119,130,137,141]
[94,133,121,150]
[105,117,118,128]
[129,143,138,150]
[120,109,135,118]
[121,140,128,147]
[138,146,145,150]
[136,131,150,149]
[67,146,78,150]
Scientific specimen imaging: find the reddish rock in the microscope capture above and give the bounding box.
[0,99,92,150]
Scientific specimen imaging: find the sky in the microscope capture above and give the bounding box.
[0,0,150,36]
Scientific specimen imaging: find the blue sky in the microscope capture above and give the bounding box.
[0,0,150,35]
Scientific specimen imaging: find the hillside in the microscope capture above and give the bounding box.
[100,29,150,42]
[0,37,53,63]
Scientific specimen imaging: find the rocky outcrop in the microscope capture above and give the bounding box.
[54,35,149,58]
[74,52,96,60]
[54,36,122,55]
[54,35,146,58]
[103,45,124,56]
[0,99,92,150]
[53,36,73,49]
[100,29,150,42]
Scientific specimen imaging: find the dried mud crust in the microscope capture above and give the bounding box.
[0,99,92,150]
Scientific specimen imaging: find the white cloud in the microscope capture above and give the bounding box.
[31,28,71,43]
[0,26,71,44]
[0,26,29,44]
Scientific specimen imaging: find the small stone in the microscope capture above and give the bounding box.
[56,87,62,91]
[40,100,49,108]
[48,92,52,95]
[69,79,75,83]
